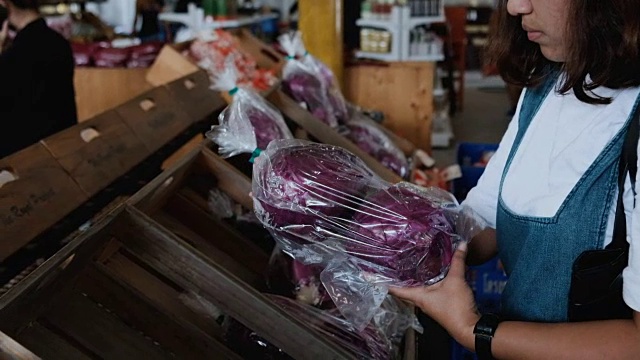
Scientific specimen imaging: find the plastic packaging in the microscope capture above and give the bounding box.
[206,64,293,158]
[344,115,410,178]
[189,30,277,92]
[252,139,486,328]
[223,295,417,359]
[266,247,332,307]
[208,188,235,219]
[278,33,339,128]
[292,32,349,123]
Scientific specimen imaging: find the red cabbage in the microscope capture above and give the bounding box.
[349,183,455,284]
[345,121,410,178]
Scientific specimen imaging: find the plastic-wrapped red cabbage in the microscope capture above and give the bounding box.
[246,106,290,150]
[253,140,377,230]
[207,66,293,158]
[349,183,455,284]
[281,69,338,128]
[345,120,410,179]
[70,43,95,66]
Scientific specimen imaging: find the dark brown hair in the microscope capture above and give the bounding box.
[486,0,640,104]
[7,0,38,10]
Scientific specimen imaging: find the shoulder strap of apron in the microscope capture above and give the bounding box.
[608,101,640,250]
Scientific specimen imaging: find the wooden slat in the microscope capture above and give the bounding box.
[163,193,269,275]
[126,145,199,214]
[0,143,88,261]
[166,71,226,123]
[75,67,153,122]
[116,86,193,153]
[45,291,172,360]
[42,110,149,196]
[76,265,241,360]
[0,330,40,360]
[146,45,200,87]
[153,211,262,285]
[161,134,204,171]
[117,207,355,360]
[97,248,225,340]
[0,209,120,334]
[267,89,402,183]
[14,323,91,360]
[199,147,254,210]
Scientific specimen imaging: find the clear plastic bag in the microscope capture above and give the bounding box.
[344,115,410,179]
[208,188,235,219]
[278,33,339,128]
[266,246,332,307]
[206,64,293,158]
[252,139,486,328]
[292,31,349,123]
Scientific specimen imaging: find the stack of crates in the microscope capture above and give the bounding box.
[451,142,507,360]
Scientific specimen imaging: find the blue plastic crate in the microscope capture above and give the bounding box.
[453,143,499,201]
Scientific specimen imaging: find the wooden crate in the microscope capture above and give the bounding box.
[165,70,226,124]
[126,146,416,360]
[0,143,88,262]
[0,205,354,359]
[74,68,154,123]
[41,110,150,197]
[345,62,435,153]
[115,86,194,153]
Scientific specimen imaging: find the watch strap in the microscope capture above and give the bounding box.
[474,313,500,360]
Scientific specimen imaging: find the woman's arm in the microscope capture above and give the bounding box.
[467,228,497,266]
[391,244,640,360]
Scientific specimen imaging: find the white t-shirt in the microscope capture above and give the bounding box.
[463,81,640,313]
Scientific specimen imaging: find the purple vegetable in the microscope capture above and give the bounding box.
[282,71,338,128]
[254,142,375,230]
[349,183,455,284]
[345,121,409,178]
[246,107,289,149]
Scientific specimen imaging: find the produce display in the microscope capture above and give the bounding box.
[189,30,278,93]
[70,41,163,68]
[278,34,339,128]
[344,116,410,178]
[252,139,485,328]
[206,65,293,158]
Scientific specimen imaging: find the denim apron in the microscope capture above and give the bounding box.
[496,75,640,322]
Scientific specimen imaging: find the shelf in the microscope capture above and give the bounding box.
[405,15,446,29]
[355,51,400,62]
[405,53,444,62]
[356,18,396,31]
[159,12,278,30]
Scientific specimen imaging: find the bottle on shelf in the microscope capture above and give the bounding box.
[361,0,372,20]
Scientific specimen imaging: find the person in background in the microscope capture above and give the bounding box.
[134,0,165,43]
[0,0,77,158]
[392,0,640,358]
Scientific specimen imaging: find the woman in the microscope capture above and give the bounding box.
[391,0,640,358]
[0,0,77,158]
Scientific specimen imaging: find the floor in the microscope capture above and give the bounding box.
[432,71,512,166]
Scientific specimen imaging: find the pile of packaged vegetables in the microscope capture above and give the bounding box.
[71,41,163,68]
[188,30,278,93]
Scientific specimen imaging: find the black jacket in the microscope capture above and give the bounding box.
[0,18,77,158]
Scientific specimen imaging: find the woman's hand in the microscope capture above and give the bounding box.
[389,242,480,349]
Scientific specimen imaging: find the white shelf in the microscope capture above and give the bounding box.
[405,53,444,62]
[356,18,396,30]
[405,15,446,29]
[159,9,278,30]
[356,51,400,62]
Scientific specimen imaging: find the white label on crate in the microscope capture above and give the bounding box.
[415,149,436,167]
[443,165,463,181]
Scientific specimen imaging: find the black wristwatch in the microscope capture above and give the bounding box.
[474,313,501,360]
